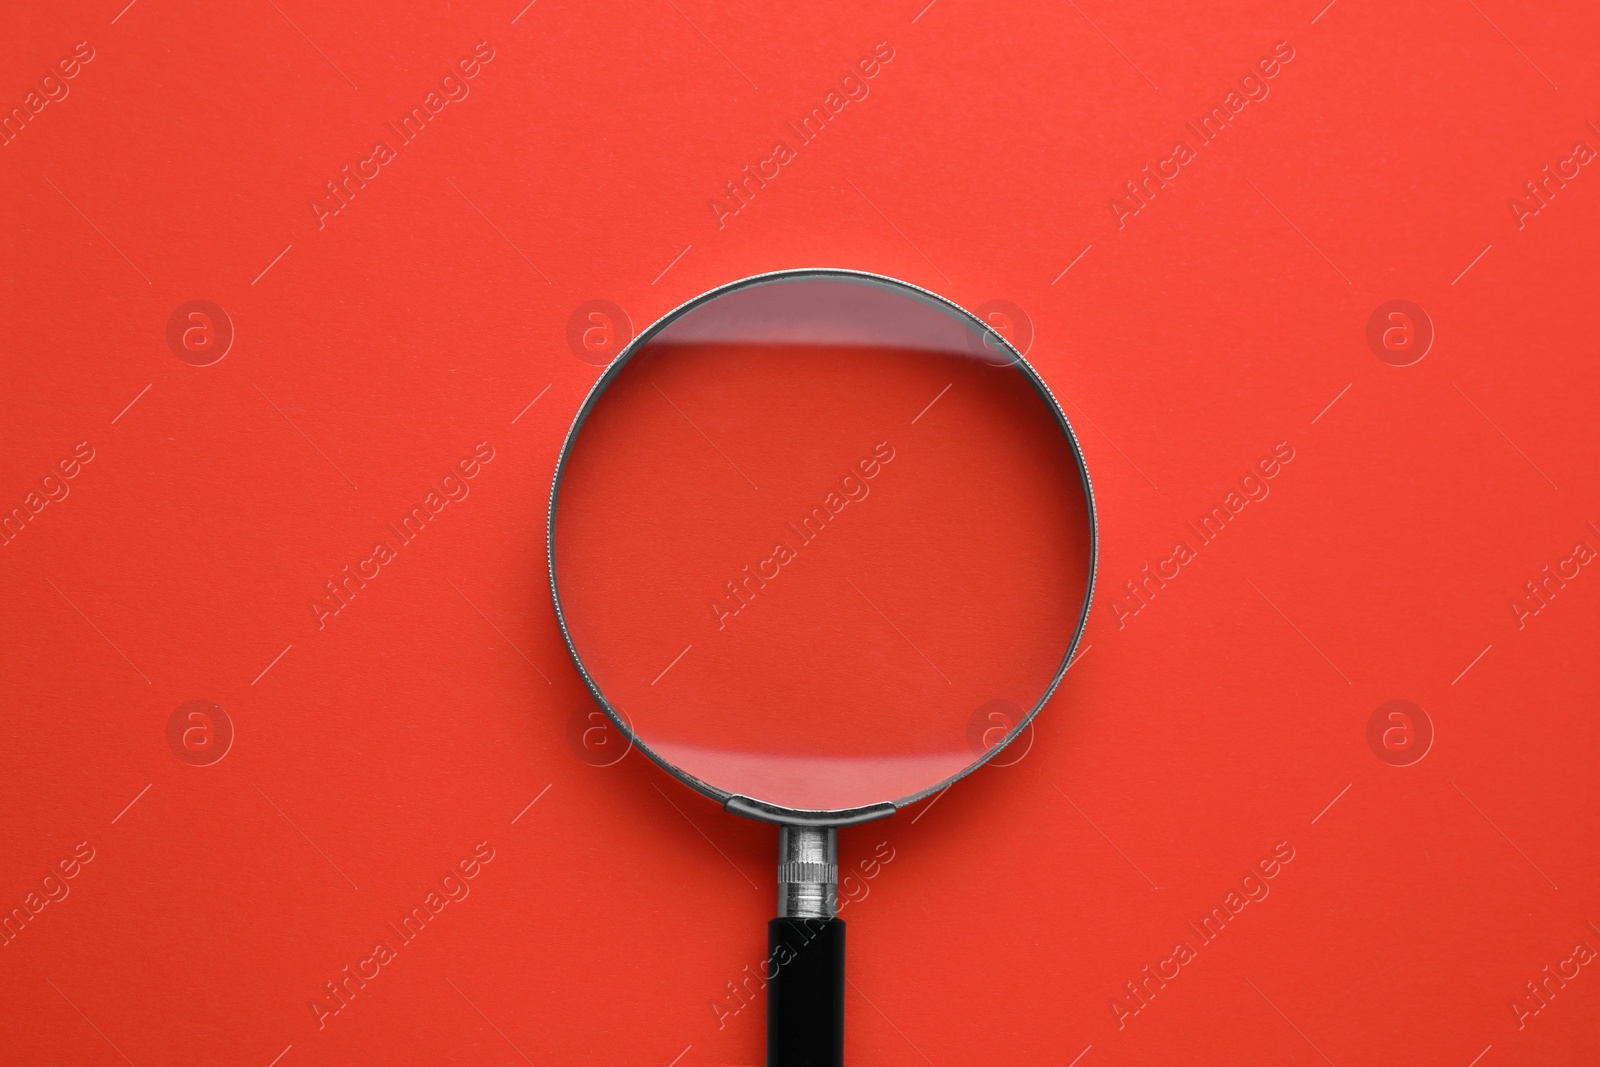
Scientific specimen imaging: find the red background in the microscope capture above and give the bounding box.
[2,1,1598,1065]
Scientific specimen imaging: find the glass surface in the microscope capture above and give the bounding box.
[552,273,1092,812]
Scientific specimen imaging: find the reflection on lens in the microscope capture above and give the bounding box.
[552,272,1092,814]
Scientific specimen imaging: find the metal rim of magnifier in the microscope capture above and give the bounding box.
[547,267,1098,828]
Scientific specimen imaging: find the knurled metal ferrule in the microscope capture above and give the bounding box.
[777,825,838,919]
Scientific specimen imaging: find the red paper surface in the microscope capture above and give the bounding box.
[2,1,1598,1064]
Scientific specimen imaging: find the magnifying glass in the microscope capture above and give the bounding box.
[548,269,1095,1066]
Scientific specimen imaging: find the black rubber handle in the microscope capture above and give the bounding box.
[767,916,845,1067]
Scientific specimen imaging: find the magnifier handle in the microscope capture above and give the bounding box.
[769,826,844,1066]
[767,916,845,1067]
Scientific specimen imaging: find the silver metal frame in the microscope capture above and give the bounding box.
[547,268,1098,827]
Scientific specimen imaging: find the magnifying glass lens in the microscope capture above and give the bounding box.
[554,274,1092,814]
